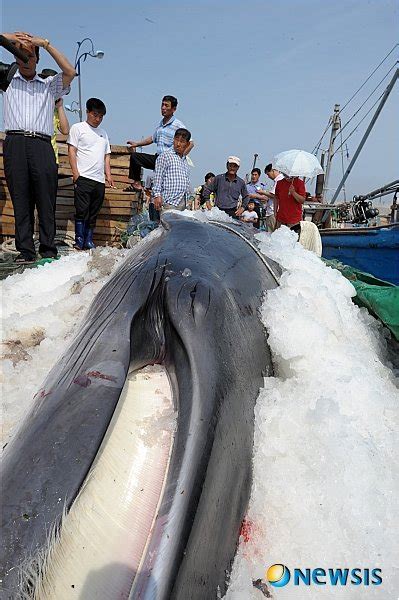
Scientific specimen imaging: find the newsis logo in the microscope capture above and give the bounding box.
[266,564,382,588]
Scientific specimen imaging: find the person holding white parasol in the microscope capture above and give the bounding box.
[272,149,323,230]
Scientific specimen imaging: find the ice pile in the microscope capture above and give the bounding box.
[181,205,235,223]
[1,248,128,445]
[226,227,398,599]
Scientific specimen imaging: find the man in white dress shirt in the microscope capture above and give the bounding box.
[1,31,75,262]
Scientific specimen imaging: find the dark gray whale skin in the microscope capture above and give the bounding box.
[1,213,279,599]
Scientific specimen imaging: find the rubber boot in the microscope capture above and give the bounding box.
[83,222,96,249]
[74,220,85,250]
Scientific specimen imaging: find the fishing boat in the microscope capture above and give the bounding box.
[307,65,399,285]
[317,182,399,285]
[321,222,399,285]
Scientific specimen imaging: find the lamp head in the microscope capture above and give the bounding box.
[95,50,104,59]
[65,101,80,113]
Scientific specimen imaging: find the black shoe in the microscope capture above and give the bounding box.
[14,253,36,264]
[40,252,58,259]
[123,183,142,192]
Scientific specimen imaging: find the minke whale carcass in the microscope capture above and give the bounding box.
[1,213,280,599]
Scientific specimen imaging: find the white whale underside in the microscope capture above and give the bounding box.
[26,365,176,600]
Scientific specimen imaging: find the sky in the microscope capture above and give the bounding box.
[1,0,398,203]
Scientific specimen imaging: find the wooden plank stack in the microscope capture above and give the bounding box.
[0,132,143,246]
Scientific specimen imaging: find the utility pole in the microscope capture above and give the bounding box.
[322,104,341,201]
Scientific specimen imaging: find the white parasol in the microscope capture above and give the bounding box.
[273,149,324,178]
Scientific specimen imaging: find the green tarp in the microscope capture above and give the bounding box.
[324,259,399,341]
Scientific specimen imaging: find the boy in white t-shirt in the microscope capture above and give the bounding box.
[67,97,115,249]
[240,200,259,225]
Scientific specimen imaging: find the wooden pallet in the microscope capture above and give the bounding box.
[0,132,142,246]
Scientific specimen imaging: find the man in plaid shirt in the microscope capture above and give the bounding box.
[153,128,191,213]
[125,95,193,192]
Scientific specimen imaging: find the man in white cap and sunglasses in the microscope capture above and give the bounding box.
[202,156,248,218]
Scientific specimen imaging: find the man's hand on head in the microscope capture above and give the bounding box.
[14,32,46,49]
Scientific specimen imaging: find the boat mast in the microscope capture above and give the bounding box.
[314,151,325,197]
[322,104,341,201]
[330,67,399,204]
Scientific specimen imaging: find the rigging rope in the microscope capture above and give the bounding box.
[311,45,398,155]
[336,62,397,139]
[332,92,385,157]
[340,43,398,113]
[311,117,332,155]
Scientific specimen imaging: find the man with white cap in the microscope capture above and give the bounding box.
[202,156,248,218]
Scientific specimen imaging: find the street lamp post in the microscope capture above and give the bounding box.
[74,38,104,121]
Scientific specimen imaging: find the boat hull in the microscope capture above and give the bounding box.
[321,224,399,285]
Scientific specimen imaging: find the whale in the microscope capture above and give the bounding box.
[1,213,280,599]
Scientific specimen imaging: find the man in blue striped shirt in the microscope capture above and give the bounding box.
[152,129,191,213]
[1,31,75,262]
[125,95,193,192]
